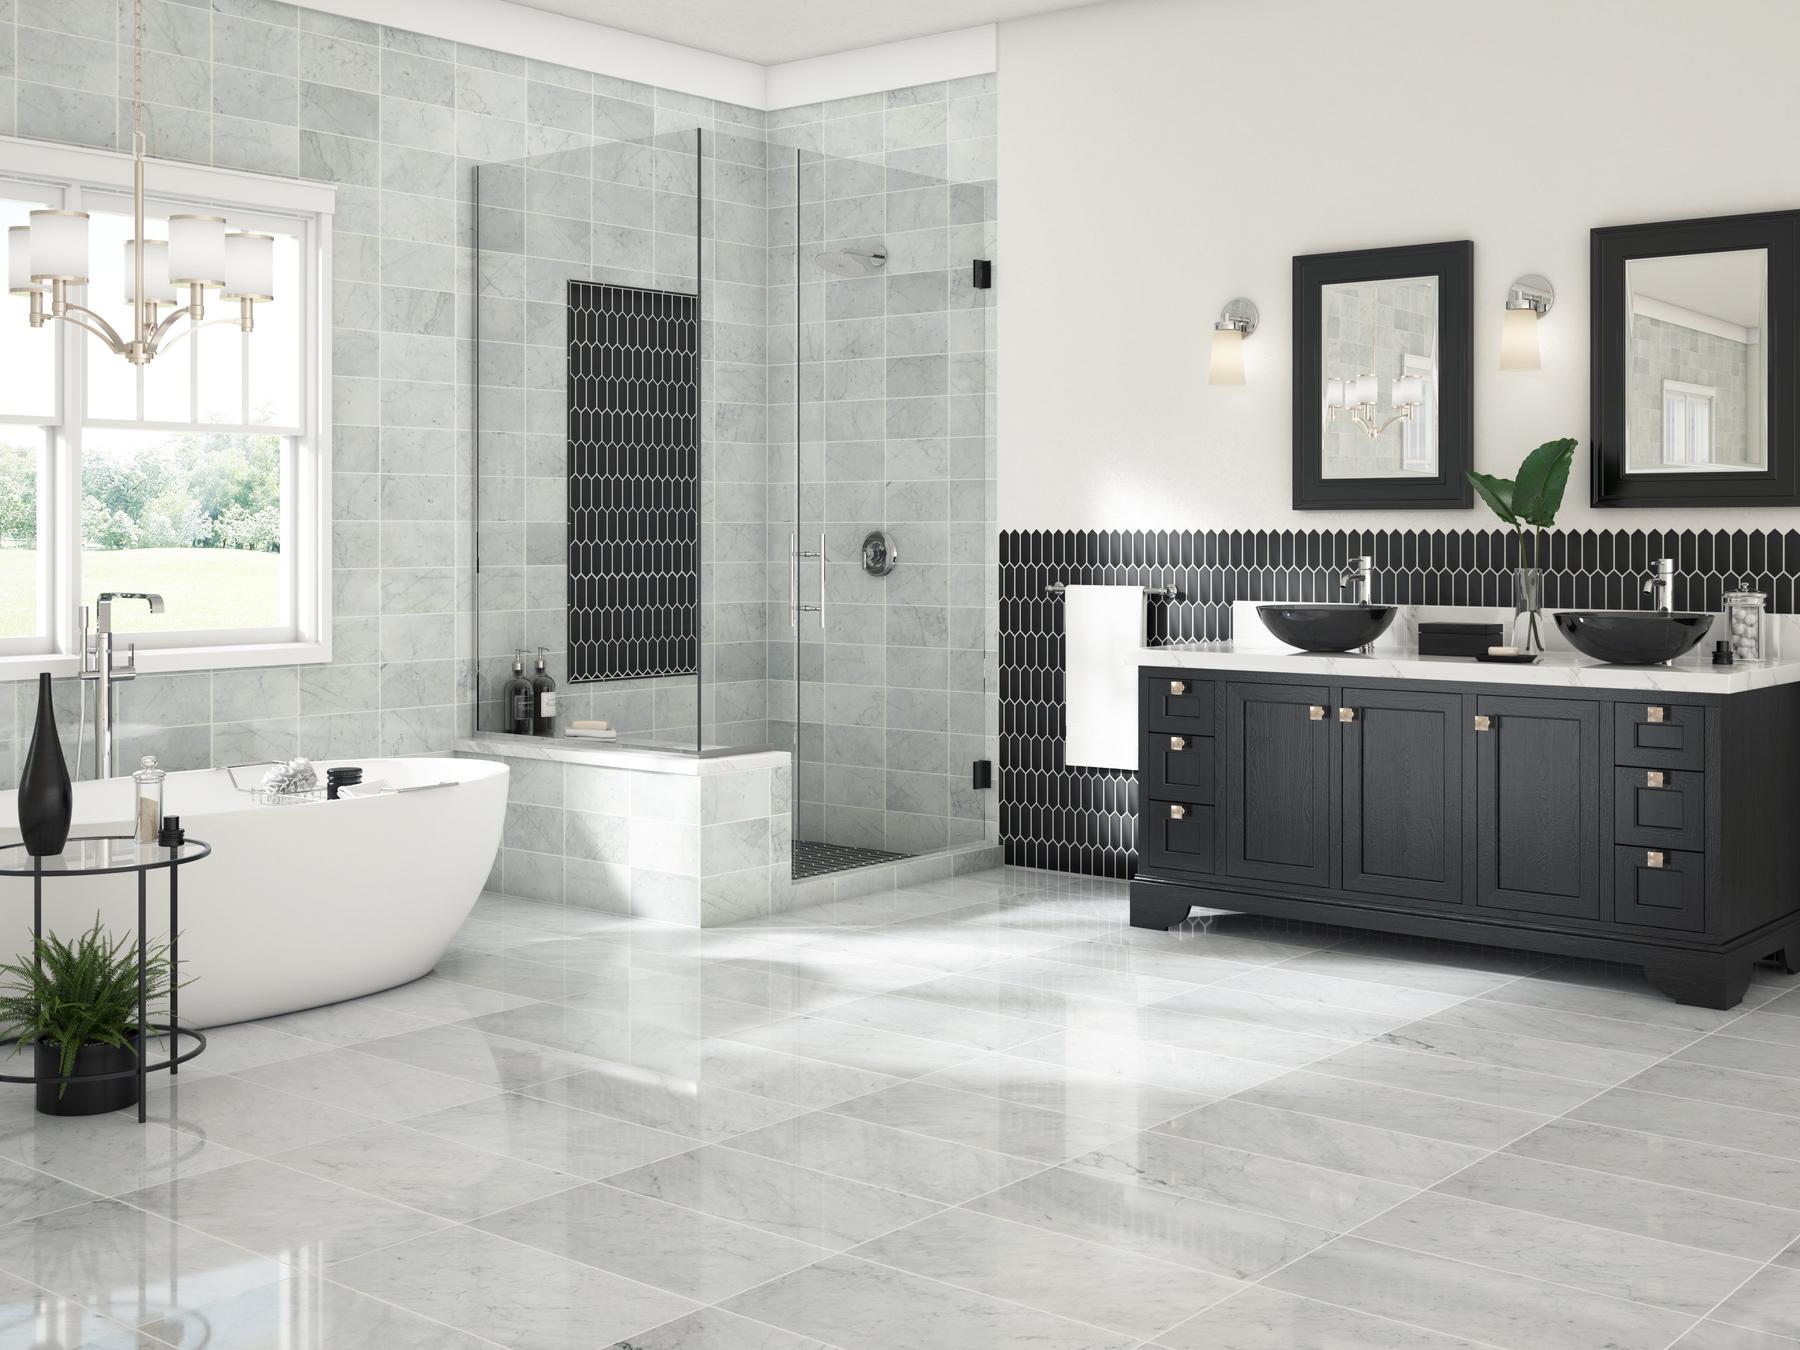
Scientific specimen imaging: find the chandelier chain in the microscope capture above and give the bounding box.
[132,0,145,154]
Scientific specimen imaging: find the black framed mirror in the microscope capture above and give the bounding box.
[1592,210,1800,506]
[1292,240,1473,510]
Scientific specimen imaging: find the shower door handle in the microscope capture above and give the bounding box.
[817,532,826,631]
[789,532,798,630]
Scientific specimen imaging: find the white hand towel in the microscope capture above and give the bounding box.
[1063,584,1147,770]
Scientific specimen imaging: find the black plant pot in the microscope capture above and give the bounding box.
[18,672,72,858]
[34,1034,141,1116]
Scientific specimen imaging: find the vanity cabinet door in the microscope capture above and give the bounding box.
[1341,688,1464,907]
[1473,695,1602,920]
[1224,682,1334,889]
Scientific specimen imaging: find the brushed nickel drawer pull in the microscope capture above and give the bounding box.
[1647,705,1666,724]
[1169,804,1187,820]
[1473,714,1492,732]
[1338,707,1356,723]
[1646,850,1665,869]
[1169,735,1186,751]
[1647,770,1665,788]
[1169,680,1186,695]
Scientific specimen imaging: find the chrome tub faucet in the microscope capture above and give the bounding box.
[80,591,164,780]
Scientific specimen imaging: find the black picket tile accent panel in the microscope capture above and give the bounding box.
[568,281,699,683]
[1000,526,1800,877]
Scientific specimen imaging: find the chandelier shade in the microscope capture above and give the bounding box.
[7,227,43,295]
[27,209,89,283]
[122,239,177,306]
[167,214,226,288]
[222,232,274,301]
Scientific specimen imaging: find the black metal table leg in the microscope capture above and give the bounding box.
[31,862,40,976]
[168,863,179,1076]
[137,870,147,1124]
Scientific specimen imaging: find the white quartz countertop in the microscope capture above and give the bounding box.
[1131,643,1800,694]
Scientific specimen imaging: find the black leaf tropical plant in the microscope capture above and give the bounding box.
[0,917,177,1095]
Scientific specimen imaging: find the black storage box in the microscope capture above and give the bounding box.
[1418,621,1505,657]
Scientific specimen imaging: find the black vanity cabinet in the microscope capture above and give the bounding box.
[1132,668,1800,1008]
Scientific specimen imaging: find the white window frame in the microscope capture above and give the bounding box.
[0,135,334,679]
[1663,379,1716,467]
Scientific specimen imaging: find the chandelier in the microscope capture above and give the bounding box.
[5,0,273,366]
[1325,369,1426,440]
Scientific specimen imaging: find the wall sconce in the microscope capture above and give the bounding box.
[1500,274,1554,371]
[1208,297,1259,385]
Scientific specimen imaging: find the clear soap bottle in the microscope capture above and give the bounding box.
[133,755,165,845]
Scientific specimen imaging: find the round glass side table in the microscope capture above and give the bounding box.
[0,836,210,1122]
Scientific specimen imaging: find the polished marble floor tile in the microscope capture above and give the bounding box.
[1156,1283,1491,1350]
[828,1077,1130,1163]
[272,1121,580,1222]
[604,1143,943,1250]
[332,1223,697,1349]
[721,1253,1136,1350]
[475,1181,831,1301]
[1353,1189,1761,1315]
[2,865,1796,1350]
[1265,1235,1694,1349]
[851,1206,1237,1339]
[1154,1097,1486,1187]
[121,1156,449,1265]
[1068,1129,1414,1231]
[967,1163,1333,1280]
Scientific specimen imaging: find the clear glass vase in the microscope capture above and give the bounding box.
[1513,567,1545,653]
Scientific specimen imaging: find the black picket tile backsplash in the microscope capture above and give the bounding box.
[999,526,1800,876]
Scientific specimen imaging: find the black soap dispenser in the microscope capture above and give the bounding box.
[530,648,558,737]
[502,651,533,736]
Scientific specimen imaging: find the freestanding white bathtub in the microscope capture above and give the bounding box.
[0,757,507,1026]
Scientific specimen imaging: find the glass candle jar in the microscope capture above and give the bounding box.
[132,755,165,845]
[1724,585,1768,662]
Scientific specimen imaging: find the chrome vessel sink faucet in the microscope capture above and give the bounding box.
[80,591,164,780]
[1339,555,1374,606]
[1643,558,1675,614]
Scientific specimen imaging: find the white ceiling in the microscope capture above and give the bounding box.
[507,0,1106,64]
[1631,250,1767,330]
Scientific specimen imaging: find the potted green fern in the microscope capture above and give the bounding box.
[0,918,177,1116]
[1467,438,1578,653]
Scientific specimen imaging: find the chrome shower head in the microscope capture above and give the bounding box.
[815,248,886,278]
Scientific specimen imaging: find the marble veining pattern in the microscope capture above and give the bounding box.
[0,866,1797,1348]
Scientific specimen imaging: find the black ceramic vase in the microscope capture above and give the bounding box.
[18,672,72,857]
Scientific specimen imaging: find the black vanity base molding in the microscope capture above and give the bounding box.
[1131,667,1800,1009]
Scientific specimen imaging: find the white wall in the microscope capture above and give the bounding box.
[997,0,1800,531]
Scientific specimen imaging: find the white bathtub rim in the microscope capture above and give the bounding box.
[457,735,788,775]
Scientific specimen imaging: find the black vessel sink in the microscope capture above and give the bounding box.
[1553,611,1714,665]
[1257,604,1398,654]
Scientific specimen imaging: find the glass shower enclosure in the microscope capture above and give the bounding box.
[471,119,995,874]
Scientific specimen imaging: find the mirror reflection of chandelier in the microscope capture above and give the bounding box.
[4,0,273,367]
[1326,369,1426,439]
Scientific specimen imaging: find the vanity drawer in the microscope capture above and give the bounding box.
[1612,766,1705,852]
[1139,731,1216,803]
[1142,674,1216,734]
[1613,845,1705,932]
[1140,799,1216,874]
[1614,702,1705,771]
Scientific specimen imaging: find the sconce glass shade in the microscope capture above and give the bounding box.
[7,227,42,295]
[27,209,89,283]
[1500,305,1542,371]
[121,239,178,305]
[1208,326,1246,385]
[167,213,226,287]
[222,231,274,301]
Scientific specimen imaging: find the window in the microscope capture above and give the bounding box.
[0,140,332,676]
[1663,380,1715,467]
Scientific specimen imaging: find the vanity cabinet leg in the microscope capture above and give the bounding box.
[1645,954,1755,1010]
[1765,947,1798,977]
[1130,886,1195,931]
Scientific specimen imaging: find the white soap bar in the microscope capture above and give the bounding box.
[1487,645,1519,656]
